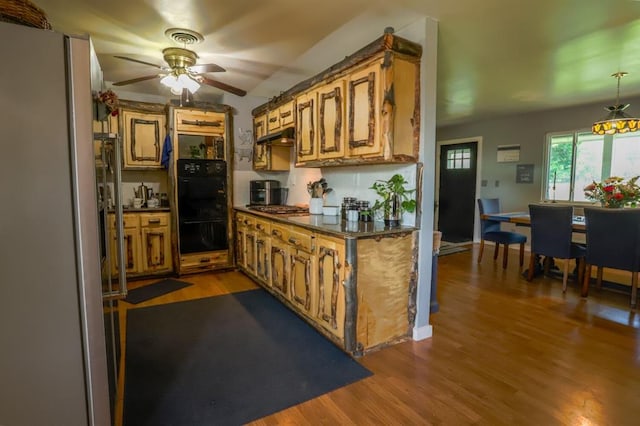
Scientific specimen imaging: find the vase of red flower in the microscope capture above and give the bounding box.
[584,176,640,208]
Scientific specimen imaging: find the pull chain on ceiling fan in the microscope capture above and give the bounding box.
[112,28,246,97]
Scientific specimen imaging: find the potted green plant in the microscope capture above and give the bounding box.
[370,174,417,226]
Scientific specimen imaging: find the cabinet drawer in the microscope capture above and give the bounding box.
[254,218,271,234]
[288,227,314,253]
[139,213,169,227]
[238,214,255,229]
[279,101,295,128]
[108,213,139,229]
[270,223,289,243]
[175,110,225,134]
[267,109,281,133]
[180,251,228,268]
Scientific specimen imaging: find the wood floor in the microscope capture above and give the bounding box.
[112,245,640,425]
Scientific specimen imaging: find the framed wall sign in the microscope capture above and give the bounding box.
[497,144,520,162]
[516,164,534,183]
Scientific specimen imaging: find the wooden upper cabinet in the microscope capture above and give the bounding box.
[253,114,268,169]
[317,80,346,161]
[267,100,295,133]
[121,109,166,169]
[253,29,421,168]
[253,113,290,172]
[296,92,317,163]
[347,59,382,158]
[175,109,225,135]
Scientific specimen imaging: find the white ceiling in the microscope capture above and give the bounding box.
[31,0,640,126]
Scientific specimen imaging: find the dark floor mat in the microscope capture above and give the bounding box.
[123,289,372,425]
[123,279,192,304]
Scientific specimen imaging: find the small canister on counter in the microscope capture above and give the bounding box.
[357,200,372,222]
[342,197,357,221]
[160,193,169,207]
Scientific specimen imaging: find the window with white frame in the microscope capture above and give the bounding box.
[545,131,640,202]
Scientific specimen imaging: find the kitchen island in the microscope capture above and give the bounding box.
[234,207,418,356]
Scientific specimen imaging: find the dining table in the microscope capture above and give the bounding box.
[481,212,586,232]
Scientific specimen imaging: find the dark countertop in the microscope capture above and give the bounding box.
[234,206,417,238]
[109,207,171,213]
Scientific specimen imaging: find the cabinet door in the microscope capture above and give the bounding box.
[121,109,165,169]
[279,101,295,128]
[140,213,172,273]
[255,220,271,285]
[245,230,257,276]
[267,108,281,133]
[253,114,268,169]
[141,226,171,272]
[317,80,346,160]
[109,227,140,276]
[289,249,315,316]
[270,226,289,297]
[315,235,346,339]
[347,59,382,158]
[295,92,317,163]
[235,215,247,270]
[175,109,225,135]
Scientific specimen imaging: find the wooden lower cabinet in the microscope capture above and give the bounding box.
[109,212,172,277]
[140,213,172,273]
[109,226,140,276]
[254,219,271,285]
[270,224,289,298]
[234,210,417,355]
[289,245,315,317]
[315,235,346,339]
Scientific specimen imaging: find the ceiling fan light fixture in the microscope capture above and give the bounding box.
[592,72,640,135]
[160,74,178,89]
[178,73,200,94]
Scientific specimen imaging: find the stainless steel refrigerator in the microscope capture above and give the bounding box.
[0,22,112,425]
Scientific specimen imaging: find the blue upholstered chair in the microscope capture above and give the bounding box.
[582,207,640,308]
[527,204,586,292]
[477,198,527,268]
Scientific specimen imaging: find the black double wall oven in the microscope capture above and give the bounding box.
[177,159,228,254]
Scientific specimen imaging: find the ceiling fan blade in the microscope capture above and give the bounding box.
[114,55,165,70]
[199,76,247,97]
[112,75,159,86]
[188,63,226,73]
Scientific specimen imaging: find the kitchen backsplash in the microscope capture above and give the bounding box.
[232,163,418,226]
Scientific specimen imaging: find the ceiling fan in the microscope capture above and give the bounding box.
[112,46,247,97]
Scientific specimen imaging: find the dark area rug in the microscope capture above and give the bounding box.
[124,278,192,304]
[123,289,372,426]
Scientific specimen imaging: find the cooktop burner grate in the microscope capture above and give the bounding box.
[247,205,309,215]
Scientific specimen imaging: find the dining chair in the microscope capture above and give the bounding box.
[582,207,640,308]
[477,198,527,268]
[527,204,586,292]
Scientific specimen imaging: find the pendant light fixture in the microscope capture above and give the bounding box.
[592,72,639,135]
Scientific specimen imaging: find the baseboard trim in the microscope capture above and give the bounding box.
[413,324,433,341]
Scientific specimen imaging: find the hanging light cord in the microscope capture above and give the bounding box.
[612,71,627,107]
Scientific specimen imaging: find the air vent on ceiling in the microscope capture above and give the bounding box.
[164,28,204,45]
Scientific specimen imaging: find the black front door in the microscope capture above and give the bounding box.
[437,141,478,243]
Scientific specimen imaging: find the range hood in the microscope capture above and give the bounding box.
[256,126,295,146]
